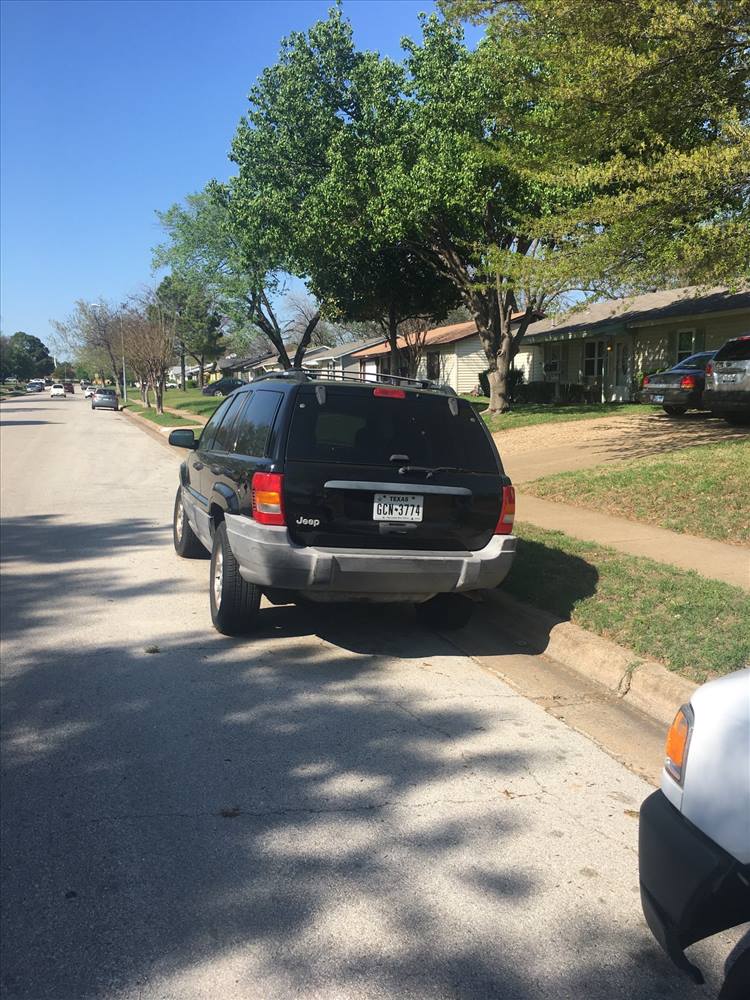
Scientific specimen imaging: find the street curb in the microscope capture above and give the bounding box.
[120,405,177,451]
[481,589,696,726]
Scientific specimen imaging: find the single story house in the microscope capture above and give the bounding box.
[521,286,750,402]
[351,315,533,394]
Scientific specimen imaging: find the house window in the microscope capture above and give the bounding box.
[583,340,605,379]
[676,330,695,364]
[426,352,440,381]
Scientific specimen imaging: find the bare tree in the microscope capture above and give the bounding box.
[123,293,175,414]
[398,317,430,380]
[52,300,122,386]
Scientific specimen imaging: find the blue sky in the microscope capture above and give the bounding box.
[1,0,462,347]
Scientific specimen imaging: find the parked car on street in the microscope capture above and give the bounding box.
[49,383,66,399]
[63,381,75,394]
[169,371,516,635]
[201,377,244,397]
[26,380,44,393]
[84,385,96,398]
[640,351,716,415]
[91,388,119,411]
[703,335,750,425]
[639,668,750,998]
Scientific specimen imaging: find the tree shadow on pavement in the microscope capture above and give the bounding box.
[0,515,727,1000]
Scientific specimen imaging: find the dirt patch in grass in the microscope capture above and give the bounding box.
[504,523,750,683]
[125,401,200,428]
[525,438,750,545]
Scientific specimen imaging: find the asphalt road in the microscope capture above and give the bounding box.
[0,393,739,1000]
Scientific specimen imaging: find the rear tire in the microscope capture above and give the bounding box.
[415,594,474,631]
[662,405,687,416]
[173,487,206,559]
[210,522,261,635]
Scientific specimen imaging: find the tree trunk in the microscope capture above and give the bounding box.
[180,345,186,391]
[292,311,321,368]
[198,361,204,389]
[388,303,399,377]
[154,379,164,414]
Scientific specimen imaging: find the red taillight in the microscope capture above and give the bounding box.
[251,472,285,525]
[680,375,696,390]
[705,362,714,376]
[494,485,515,535]
[642,375,650,386]
[373,387,405,398]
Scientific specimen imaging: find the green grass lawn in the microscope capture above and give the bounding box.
[525,438,750,545]
[459,397,658,432]
[162,387,223,417]
[505,523,750,682]
[124,400,200,428]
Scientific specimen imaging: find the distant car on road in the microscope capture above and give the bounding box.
[639,668,750,998]
[49,384,66,399]
[91,388,119,411]
[640,351,716,416]
[63,381,75,394]
[84,385,96,398]
[26,380,44,393]
[201,377,244,397]
[704,334,750,425]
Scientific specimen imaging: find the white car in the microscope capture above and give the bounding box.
[639,668,750,995]
[49,384,66,399]
[84,385,96,398]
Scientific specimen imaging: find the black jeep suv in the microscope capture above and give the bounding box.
[169,372,516,635]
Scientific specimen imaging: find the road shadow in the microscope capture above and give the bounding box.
[0,420,61,426]
[0,512,725,1000]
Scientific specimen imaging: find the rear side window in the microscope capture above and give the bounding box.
[713,338,750,362]
[286,389,498,473]
[234,390,283,457]
[212,393,247,452]
[200,395,240,451]
[676,353,714,370]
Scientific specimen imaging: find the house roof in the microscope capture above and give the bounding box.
[304,335,387,362]
[524,286,750,345]
[351,315,530,359]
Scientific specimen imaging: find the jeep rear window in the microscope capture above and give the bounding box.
[713,338,750,362]
[286,389,498,472]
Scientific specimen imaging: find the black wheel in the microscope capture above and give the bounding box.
[663,405,687,416]
[173,487,206,559]
[415,594,474,631]
[212,389,224,397]
[210,522,261,635]
[114,405,119,412]
[91,403,95,410]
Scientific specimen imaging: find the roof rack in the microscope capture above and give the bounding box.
[253,368,456,394]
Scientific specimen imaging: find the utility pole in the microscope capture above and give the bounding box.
[120,308,128,403]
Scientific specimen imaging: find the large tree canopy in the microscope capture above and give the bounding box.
[442,0,750,289]
[228,9,461,373]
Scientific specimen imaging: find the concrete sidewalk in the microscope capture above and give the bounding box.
[517,492,750,591]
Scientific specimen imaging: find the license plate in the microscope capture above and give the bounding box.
[652,394,664,403]
[721,374,737,382]
[373,493,424,522]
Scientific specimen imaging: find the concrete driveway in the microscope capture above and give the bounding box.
[496,409,748,483]
[0,395,740,1000]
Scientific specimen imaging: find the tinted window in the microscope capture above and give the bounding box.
[286,389,498,473]
[714,338,750,362]
[234,390,282,457]
[200,395,239,451]
[212,393,247,451]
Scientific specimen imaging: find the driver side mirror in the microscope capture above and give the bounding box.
[168,429,197,449]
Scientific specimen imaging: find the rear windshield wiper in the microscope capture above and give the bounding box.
[397,465,460,479]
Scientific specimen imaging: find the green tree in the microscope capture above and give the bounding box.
[442,0,750,289]
[153,187,315,368]
[155,274,223,388]
[227,9,461,374]
[3,332,55,381]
